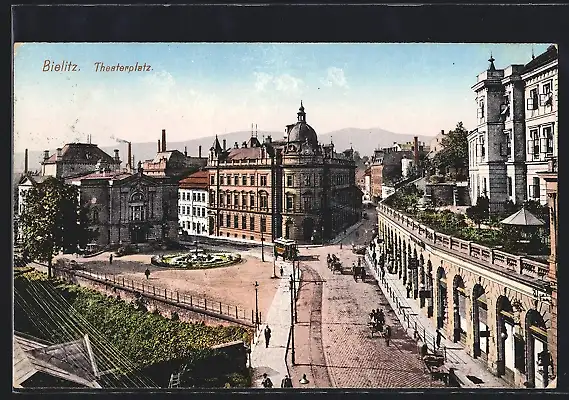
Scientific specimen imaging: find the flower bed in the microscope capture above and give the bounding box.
[152,251,242,270]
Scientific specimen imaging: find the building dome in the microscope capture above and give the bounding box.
[287,101,318,147]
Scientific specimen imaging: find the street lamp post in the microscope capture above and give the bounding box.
[289,275,296,365]
[254,281,259,327]
[272,255,277,279]
[261,230,265,262]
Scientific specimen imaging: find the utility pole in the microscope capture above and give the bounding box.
[289,275,295,365]
[254,281,259,327]
[293,260,298,323]
[261,229,265,262]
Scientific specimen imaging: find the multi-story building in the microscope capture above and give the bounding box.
[427,129,446,159]
[369,149,384,201]
[143,129,208,179]
[207,103,361,244]
[468,46,558,211]
[66,161,179,247]
[178,170,209,237]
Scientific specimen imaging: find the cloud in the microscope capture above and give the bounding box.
[322,67,348,88]
[253,72,304,94]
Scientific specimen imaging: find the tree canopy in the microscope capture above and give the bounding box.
[432,122,469,178]
[19,177,94,277]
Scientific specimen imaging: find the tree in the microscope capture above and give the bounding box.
[466,196,489,228]
[432,122,469,179]
[19,177,94,278]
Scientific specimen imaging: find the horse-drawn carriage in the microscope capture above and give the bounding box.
[327,254,343,274]
[368,320,385,338]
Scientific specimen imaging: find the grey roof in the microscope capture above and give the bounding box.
[500,207,545,226]
[43,143,119,166]
[13,333,101,389]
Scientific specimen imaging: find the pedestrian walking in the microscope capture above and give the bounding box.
[264,325,272,348]
[109,254,113,265]
[406,282,412,298]
[279,266,284,277]
[281,375,293,388]
[436,328,442,348]
[261,373,273,388]
[384,325,392,346]
[144,268,150,280]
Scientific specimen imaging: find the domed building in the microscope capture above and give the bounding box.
[207,102,362,244]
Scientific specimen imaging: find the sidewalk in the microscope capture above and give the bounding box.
[364,246,511,388]
[250,259,301,388]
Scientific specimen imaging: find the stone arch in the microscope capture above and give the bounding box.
[452,274,468,343]
[436,266,448,329]
[496,295,516,381]
[525,308,550,388]
[472,284,489,360]
[426,259,434,318]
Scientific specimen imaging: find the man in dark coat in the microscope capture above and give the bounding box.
[264,325,272,348]
[384,325,392,346]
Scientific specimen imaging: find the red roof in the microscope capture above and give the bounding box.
[179,170,209,189]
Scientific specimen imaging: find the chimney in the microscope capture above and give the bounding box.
[414,136,419,165]
[158,140,161,152]
[114,149,120,162]
[127,142,132,171]
[43,150,49,161]
[56,148,62,160]
[198,145,202,158]
[223,139,226,151]
[234,141,239,149]
[441,129,444,135]
[24,149,28,173]
[161,129,166,152]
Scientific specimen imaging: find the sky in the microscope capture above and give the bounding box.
[13,43,550,153]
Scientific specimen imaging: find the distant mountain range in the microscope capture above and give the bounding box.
[13,128,434,174]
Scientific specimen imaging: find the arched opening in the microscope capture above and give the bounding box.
[525,309,550,388]
[285,220,293,239]
[412,249,419,299]
[453,275,468,344]
[472,284,489,360]
[496,296,518,382]
[426,260,434,318]
[436,266,447,329]
[303,218,314,242]
[419,254,426,308]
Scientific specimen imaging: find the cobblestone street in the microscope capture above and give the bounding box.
[288,211,444,388]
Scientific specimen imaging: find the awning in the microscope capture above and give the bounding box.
[500,207,545,226]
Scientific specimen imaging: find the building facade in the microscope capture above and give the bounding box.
[67,162,179,247]
[207,103,361,244]
[468,46,558,211]
[41,143,122,179]
[178,170,209,237]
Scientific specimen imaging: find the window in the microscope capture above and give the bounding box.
[186,206,190,215]
[527,88,538,110]
[202,193,206,202]
[242,193,247,208]
[242,175,247,185]
[543,126,554,155]
[234,175,239,186]
[527,129,539,158]
[192,207,196,216]
[210,191,215,205]
[242,216,247,229]
[192,222,196,231]
[286,175,294,187]
[531,177,540,199]
[219,193,225,207]
[192,193,196,201]
[250,194,255,208]
[260,193,268,209]
[506,131,512,159]
[478,137,485,158]
[540,82,553,106]
[234,215,238,228]
[250,216,255,231]
[260,175,267,186]
[220,175,225,185]
[286,195,294,211]
[234,193,239,207]
[227,175,231,185]
[478,99,485,119]
[219,214,223,227]
[482,178,487,196]
[227,193,232,206]
[514,335,526,373]
[131,205,144,221]
[260,217,267,233]
[210,175,215,185]
[226,214,231,227]
[303,174,312,186]
[507,176,513,197]
[250,175,255,186]
[303,196,312,211]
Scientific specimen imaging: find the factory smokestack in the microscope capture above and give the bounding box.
[413,136,419,166]
[24,149,28,174]
[223,139,226,151]
[127,142,132,172]
[184,146,187,157]
[158,140,161,152]
[199,145,202,158]
[161,129,166,152]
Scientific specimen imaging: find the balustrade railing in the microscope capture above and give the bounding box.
[376,203,549,282]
